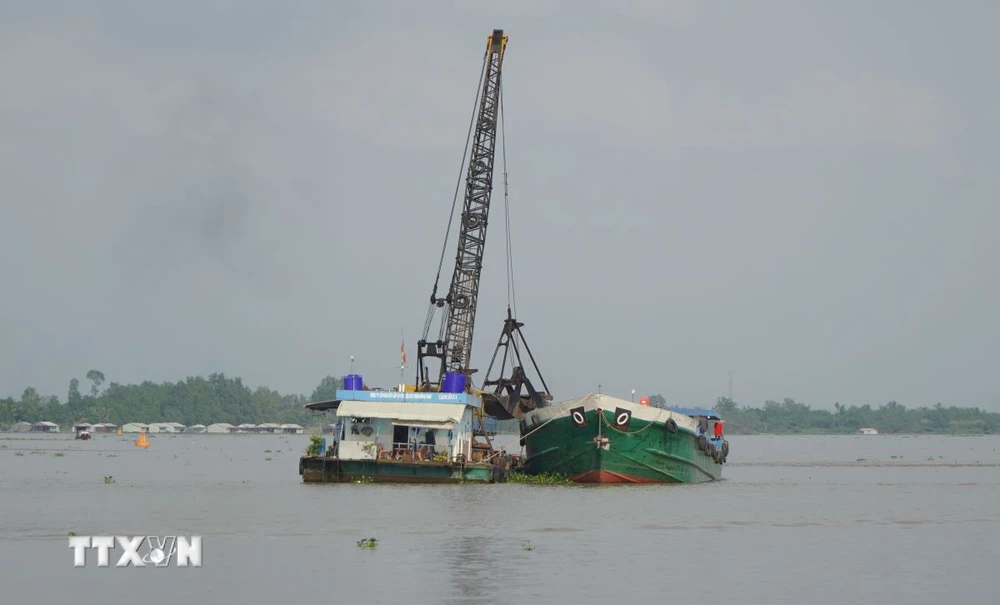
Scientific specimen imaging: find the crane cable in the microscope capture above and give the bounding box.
[500,81,517,317]
[423,51,490,340]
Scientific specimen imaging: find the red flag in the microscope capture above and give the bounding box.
[400,341,407,366]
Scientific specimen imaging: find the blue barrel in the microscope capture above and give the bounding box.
[343,374,363,391]
[441,372,466,393]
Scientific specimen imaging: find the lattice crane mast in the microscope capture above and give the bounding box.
[417,30,508,390]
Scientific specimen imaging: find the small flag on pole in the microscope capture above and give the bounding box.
[400,341,407,366]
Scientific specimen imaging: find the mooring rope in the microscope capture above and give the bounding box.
[519,404,573,441]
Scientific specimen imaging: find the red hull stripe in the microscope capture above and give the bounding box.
[570,470,659,484]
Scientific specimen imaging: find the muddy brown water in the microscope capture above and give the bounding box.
[1,432,996,604]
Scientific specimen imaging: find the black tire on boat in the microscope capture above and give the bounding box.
[697,435,707,452]
[665,418,678,433]
[722,440,730,457]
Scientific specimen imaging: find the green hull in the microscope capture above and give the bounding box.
[522,407,724,483]
[299,456,506,484]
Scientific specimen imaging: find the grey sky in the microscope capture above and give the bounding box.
[1,1,997,411]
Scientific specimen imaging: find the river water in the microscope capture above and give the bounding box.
[1,433,996,604]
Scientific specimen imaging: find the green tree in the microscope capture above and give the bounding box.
[86,370,105,397]
[715,397,738,414]
[19,387,43,421]
[68,378,82,408]
[310,375,343,402]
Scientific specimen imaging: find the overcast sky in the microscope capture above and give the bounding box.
[1,0,997,411]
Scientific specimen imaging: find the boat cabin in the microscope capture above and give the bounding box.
[306,389,480,463]
[335,400,475,462]
[73,423,93,440]
[668,407,725,438]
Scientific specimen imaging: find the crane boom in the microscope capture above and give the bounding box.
[417,30,508,389]
[444,30,507,375]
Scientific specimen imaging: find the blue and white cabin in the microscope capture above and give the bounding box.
[327,390,481,462]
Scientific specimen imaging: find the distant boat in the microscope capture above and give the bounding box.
[858,427,879,435]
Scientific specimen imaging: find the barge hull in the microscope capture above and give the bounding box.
[299,456,505,484]
[521,404,723,484]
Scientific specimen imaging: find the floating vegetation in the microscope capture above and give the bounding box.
[522,541,534,551]
[264,457,273,461]
[104,476,115,484]
[354,475,374,484]
[15,452,23,457]
[507,472,572,484]
[264,449,272,453]
[54,452,65,457]
[356,537,378,548]
[68,532,77,537]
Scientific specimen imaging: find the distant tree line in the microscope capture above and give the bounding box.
[4,372,997,434]
[653,396,999,435]
[0,370,344,428]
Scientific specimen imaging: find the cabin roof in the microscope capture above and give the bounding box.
[304,399,340,411]
[336,401,468,424]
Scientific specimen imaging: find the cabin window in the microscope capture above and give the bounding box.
[393,424,409,450]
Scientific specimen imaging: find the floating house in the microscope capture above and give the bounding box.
[121,423,149,433]
[280,423,304,435]
[185,424,207,434]
[31,421,60,433]
[9,421,32,433]
[205,423,236,434]
[149,422,186,433]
